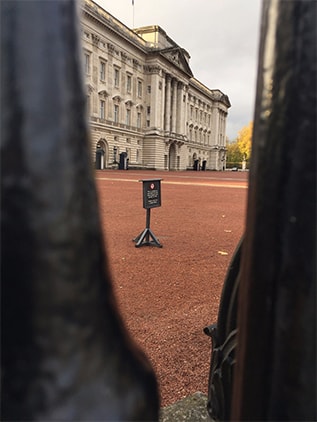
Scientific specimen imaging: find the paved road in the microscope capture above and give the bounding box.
[96,169,248,187]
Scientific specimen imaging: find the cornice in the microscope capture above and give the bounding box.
[189,79,231,108]
[82,1,148,54]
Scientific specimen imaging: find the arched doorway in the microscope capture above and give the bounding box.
[193,152,199,171]
[95,139,108,169]
[169,142,177,170]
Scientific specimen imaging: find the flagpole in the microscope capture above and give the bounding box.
[132,0,135,28]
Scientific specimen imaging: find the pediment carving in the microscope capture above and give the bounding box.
[86,84,94,94]
[161,47,193,77]
[211,90,231,107]
[144,65,162,75]
[92,33,100,46]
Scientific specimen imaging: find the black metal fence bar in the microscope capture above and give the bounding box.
[0,1,159,420]
[231,1,316,420]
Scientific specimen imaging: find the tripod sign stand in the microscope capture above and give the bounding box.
[134,179,163,248]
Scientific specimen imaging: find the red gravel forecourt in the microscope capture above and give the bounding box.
[95,170,248,407]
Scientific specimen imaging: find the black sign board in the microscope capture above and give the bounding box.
[134,179,163,247]
[141,179,162,209]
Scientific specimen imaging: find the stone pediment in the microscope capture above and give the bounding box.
[98,89,109,98]
[211,90,231,107]
[160,47,193,77]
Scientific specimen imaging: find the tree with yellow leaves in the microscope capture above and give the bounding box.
[226,121,253,169]
[236,121,253,161]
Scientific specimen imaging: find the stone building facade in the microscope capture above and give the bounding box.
[81,0,231,171]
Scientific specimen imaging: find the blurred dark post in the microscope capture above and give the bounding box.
[0,1,159,420]
[232,0,316,420]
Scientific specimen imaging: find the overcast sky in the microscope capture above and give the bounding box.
[95,0,263,140]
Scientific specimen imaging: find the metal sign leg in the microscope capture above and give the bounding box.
[133,209,162,248]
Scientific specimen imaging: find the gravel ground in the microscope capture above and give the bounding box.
[95,170,248,408]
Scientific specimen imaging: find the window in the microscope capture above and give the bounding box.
[146,106,151,127]
[126,74,132,93]
[137,112,141,128]
[126,109,131,126]
[100,61,106,81]
[84,53,90,75]
[137,80,142,97]
[114,68,120,87]
[114,105,119,123]
[100,100,105,119]
[147,85,151,94]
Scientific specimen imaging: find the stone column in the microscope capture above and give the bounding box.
[219,110,224,145]
[218,110,223,146]
[183,86,188,136]
[176,82,183,134]
[150,71,161,129]
[171,78,178,133]
[212,107,219,146]
[164,75,171,132]
[160,74,165,131]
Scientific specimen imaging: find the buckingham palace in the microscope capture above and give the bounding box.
[82,0,231,171]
